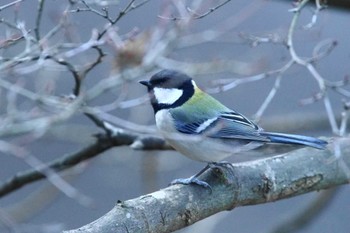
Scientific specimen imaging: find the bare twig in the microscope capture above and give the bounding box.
[187,0,232,19]
[0,96,83,137]
[303,0,327,29]
[340,101,350,136]
[207,59,293,96]
[0,0,24,12]
[71,0,150,39]
[78,0,114,23]
[0,78,62,108]
[239,32,283,47]
[287,0,339,134]
[254,72,282,122]
[83,106,157,134]
[311,39,337,62]
[34,0,45,41]
[82,46,105,77]
[50,45,105,96]
[0,32,25,49]
[0,140,92,206]
[159,0,232,20]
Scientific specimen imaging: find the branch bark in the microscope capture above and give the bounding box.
[64,137,350,233]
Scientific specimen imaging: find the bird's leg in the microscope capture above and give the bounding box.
[170,161,235,190]
[170,163,213,190]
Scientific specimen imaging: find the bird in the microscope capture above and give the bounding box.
[139,69,328,189]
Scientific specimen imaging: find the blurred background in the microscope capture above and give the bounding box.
[0,0,349,232]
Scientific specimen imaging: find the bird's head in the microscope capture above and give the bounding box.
[139,69,195,112]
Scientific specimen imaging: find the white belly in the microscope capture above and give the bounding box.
[155,110,262,162]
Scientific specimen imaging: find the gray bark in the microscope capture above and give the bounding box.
[65,137,350,233]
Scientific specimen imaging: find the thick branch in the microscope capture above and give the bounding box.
[65,137,349,233]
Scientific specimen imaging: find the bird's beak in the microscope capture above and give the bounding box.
[139,80,151,87]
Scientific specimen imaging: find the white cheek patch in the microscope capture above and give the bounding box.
[153,87,183,105]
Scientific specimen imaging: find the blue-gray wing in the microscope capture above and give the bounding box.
[172,111,270,142]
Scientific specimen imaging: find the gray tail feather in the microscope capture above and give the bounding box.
[260,132,327,150]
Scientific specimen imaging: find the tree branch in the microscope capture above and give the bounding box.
[64,137,349,233]
[0,131,169,198]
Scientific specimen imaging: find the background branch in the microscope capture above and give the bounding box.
[0,130,169,198]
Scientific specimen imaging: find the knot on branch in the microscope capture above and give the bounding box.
[179,209,195,226]
[211,165,236,186]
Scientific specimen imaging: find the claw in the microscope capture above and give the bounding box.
[170,176,212,191]
[169,162,234,192]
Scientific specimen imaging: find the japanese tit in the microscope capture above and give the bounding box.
[140,69,327,188]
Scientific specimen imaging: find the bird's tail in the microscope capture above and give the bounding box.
[260,132,327,150]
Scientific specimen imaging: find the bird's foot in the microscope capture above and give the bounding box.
[170,175,212,191]
[169,162,234,191]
